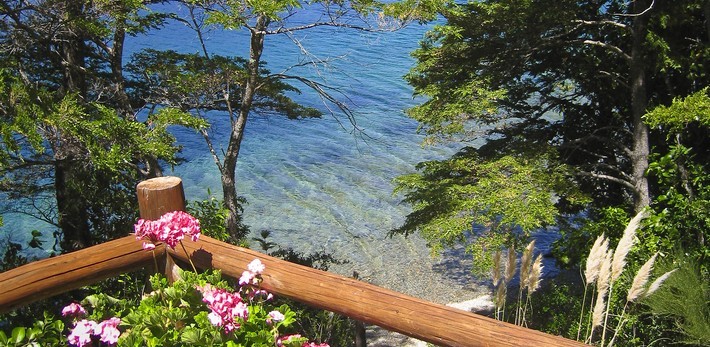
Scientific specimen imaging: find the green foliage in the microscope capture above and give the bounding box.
[48,95,202,173]
[522,277,585,338]
[392,146,584,274]
[198,0,447,29]
[188,194,235,243]
[0,313,64,347]
[406,77,506,145]
[644,88,710,134]
[643,255,710,346]
[121,270,306,346]
[643,89,710,273]
[0,269,314,347]
[553,207,630,268]
[645,145,710,270]
[127,49,321,120]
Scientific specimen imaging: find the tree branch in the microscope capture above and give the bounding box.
[265,21,386,35]
[580,40,632,61]
[266,73,362,132]
[611,0,655,17]
[577,171,635,191]
[572,20,628,30]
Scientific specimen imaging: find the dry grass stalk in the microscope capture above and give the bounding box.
[627,253,658,302]
[612,210,647,281]
[585,234,608,285]
[520,240,535,289]
[644,269,678,298]
[492,250,502,287]
[505,247,516,284]
[527,254,544,294]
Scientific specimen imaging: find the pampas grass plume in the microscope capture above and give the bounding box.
[627,253,657,302]
[585,234,608,285]
[520,240,535,289]
[492,250,502,286]
[597,250,612,294]
[495,280,506,309]
[645,269,678,298]
[612,210,647,281]
[527,254,544,293]
[505,247,516,283]
[592,288,606,329]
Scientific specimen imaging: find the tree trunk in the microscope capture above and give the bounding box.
[629,0,651,213]
[221,15,268,240]
[55,1,91,252]
[108,8,161,178]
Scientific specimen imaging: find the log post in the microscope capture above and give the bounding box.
[136,176,187,220]
[136,176,187,282]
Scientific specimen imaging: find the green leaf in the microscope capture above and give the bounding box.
[11,327,25,344]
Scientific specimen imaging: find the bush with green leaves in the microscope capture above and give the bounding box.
[0,268,329,347]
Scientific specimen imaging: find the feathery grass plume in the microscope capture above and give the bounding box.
[598,247,617,347]
[492,250,502,287]
[611,210,647,281]
[591,287,606,330]
[505,247,517,284]
[520,240,535,289]
[527,254,544,294]
[597,250,613,294]
[644,269,678,298]
[627,253,658,302]
[578,234,609,341]
[584,234,608,285]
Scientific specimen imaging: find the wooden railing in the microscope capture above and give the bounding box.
[0,177,588,347]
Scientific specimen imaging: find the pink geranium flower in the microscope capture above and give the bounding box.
[61,303,86,318]
[197,284,248,334]
[134,210,200,250]
[67,319,97,347]
[302,343,330,347]
[94,317,121,344]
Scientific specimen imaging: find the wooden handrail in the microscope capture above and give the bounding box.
[0,235,587,346]
[0,236,163,312]
[171,236,587,347]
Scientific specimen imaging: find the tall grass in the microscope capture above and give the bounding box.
[492,240,543,327]
[577,210,680,346]
[643,256,709,346]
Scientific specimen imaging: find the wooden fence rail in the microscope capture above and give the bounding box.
[0,177,588,347]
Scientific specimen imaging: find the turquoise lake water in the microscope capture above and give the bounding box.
[1,5,460,265]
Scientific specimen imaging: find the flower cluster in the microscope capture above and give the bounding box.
[196,283,249,334]
[239,258,265,286]
[61,302,86,318]
[134,210,201,250]
[62,303,120,347]
[196,259,329,347]
[57,257,330,347]
[196,260,269,333]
